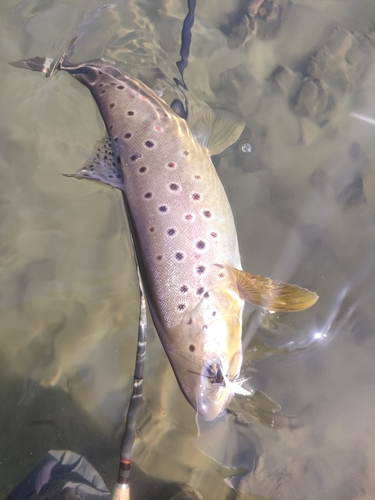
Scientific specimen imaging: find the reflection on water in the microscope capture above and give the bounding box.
[1,0,375,498]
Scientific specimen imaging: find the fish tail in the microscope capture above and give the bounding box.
[9,36,77,77]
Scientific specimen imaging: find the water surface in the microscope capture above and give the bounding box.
[1,0,375,498]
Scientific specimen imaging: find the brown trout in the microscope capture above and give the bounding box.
[11,51,318,420]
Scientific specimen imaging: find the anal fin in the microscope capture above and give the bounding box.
[228,267,318,313]
[64,137,123,190]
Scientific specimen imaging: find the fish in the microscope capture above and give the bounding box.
[11,47,318,420]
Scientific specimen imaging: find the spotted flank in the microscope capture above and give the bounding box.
[11,48,318,421]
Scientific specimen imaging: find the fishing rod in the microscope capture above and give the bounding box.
[111,263,147,500]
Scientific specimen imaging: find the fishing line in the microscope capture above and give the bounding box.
[171,0,196,120]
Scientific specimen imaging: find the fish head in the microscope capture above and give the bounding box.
[166,288,245,420]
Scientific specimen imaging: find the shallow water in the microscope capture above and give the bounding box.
[1,0,375,498]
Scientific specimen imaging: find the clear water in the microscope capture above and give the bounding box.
[1,0,375,498]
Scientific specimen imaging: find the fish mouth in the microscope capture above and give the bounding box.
[195,361,236,421]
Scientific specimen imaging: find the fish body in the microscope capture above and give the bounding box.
[11,52,318,420]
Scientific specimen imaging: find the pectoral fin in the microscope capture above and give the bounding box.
[64,137,124,190]
[188,102,245,156]
[228,267,318,312]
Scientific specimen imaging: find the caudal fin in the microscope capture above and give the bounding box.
[9,36,77,77]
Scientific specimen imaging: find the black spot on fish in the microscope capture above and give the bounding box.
[110,103,115,109]
[158,205,168,213]
[192,193,200,201]
[204,292,210,298]
[218,272,225,278]
[196,240,206,250]
[139,166,147,173]
[175,252,184,261]
[144,192,152,199]
[197,287,204,295]
[203,210,212,218]
[183,150,189,156]
[180,285,188,293]
[196,265,205,275]
[127,111,134,116]
[189,344,195,352]
[210,232,218,238]
[98,84,104,88]
[212,311,216,316]
[117,85,124,90]
[167,228,176,236]
[156,255,162,261]
[101,90,106,94]
[145,140,154,148]
[177,304,186,311]
[124,133,132,139]
[187,318,193,325]
[149,227,155,232]
[130,153,141,161]
[167,162,176,169]
[169,183,179,191]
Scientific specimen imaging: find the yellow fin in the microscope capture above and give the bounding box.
[228,267,318,312]
[188,102,245,156]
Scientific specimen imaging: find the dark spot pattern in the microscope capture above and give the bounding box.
[197,287,204,295]
[175,252,184,261]
[124,133,132,139]
[196,265,206,275]
[196,240,206,250]
[158,205,168,213]
[177,304,186,311]
[110,103,115,109]
[169,183,179,191]
[210,232,218,238]
[127,111,134,116]
[167,162,176,169]
[139,166,147,173]
[183,150,189,156]
[180,285,188,293]
[149,227,155,232]
[204,292,210,298]
[156,255,162,261]
[192,193,201,201]
[101,90,106,94]
[144,192,152,199]
[219,273,225,278]
[203,210,212,218]
[117,85,124,90]
[130,153,141,161]
[167,228,176,237]
[145,140,154,148]
[189,344,195,352]
[212,311,217,316]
